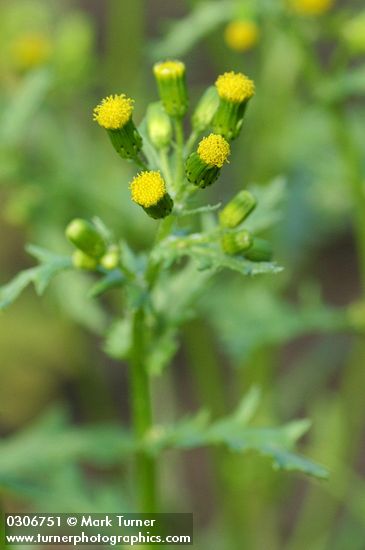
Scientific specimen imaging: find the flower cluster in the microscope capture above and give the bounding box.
[83,61,271,265]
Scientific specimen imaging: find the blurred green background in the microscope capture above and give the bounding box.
[1,0,365,548]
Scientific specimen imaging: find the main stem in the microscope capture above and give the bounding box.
[128,117,184,513]
[130,307,156,513]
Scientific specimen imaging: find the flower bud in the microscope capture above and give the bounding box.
[213,71,255,140]
[244,238,272,262]
[130,171,173,219]
[221,230,253,255]
[224,20,260,52]
[146,102,173,150]
[66,218,106,259]
[72,250,98,271]
[93,94,142,160]
[153,60,189,118]
[185,134,230,188]
[100,246,120,270]
[220,190,257,228]
[192,86,219,132]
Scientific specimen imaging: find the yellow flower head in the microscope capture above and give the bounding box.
[93,94,134,130]
[130,171,166,208]
[289,0,334,16]
[215,71,255,103]
[198,134,231,168]
[11,33,51,70]
[224,20,260,52]
[153,60,185,79]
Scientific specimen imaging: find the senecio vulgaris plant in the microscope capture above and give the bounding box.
[0,60,329,514]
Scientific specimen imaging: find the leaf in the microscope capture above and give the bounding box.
[145,410,211,455]
[146,329,179,376]
[0,268,39,310]
[0,397,328,484]
[152,260,211,325]
[200,279,348,360]
[268,449,329,479]
[145,394,328,480]
[153,236,282,277]
[53,271,108,334]
[0,408,135,478]
[0,246,72,310]
[104,318,133,360]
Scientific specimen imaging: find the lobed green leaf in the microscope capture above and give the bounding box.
[0,246,72,311]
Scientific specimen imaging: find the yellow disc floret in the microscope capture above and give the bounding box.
[93,94,134,130]
[198,134,231,168]
[153,60,185,79]
[130,171,166,208]
[215,72,255,103]
[289,0,333,16]
[224,21,260,52]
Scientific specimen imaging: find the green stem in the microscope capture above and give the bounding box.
[156,216,174,243]
[184,130,199,156]
[173,118,185,191]
[129,217,176,513]
[145,216,174,290]
[130,308,156,512]
[134,155,149,171]
[159,148,173,189]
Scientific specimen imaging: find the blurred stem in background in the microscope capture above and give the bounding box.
[105,0,144,95]
[184,321,226,418]
[184,323,279,549]
[184,322,240,547]
[331,107,365,291]
[333,103,365,538]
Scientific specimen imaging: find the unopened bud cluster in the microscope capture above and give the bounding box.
[219,191,272,262]
[65,219,120,271]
